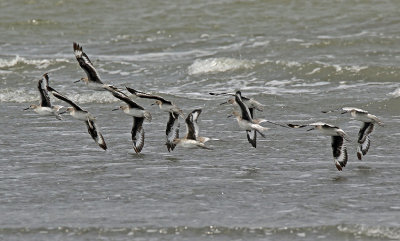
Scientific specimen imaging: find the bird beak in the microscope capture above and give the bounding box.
[23,107,30,110]
[59,111,67,115]
[73,79,80,83]
[340,111,347,114]
[307,127,315,131]
[112,108,119,111]
[151,102,157,106]
[227,114,233,118]
[220,101,229,105]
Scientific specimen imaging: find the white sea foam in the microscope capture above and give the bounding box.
[0,88,119,104]
[388,88,400,97]
[0,56,69,69]
[188,57,255,75]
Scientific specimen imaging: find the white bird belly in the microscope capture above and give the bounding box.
[34,107,54,116]
[124,108,146,117]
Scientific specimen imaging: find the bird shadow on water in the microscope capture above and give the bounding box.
[353,165,375,175]
[331,175,349,183]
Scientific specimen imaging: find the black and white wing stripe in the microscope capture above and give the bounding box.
[85,119,107,150]
[357,122,374,160]
[166,112,180,152]
[38,74,52,107]
[51,90,84,111]
[126,87,173,105]
[73,42,103,84]
[331,136,348,171]
[110,89,145,110]
[185,112,196,140]
[235,91,252,122]
[131,117,145,154]
[190,109,202,138]
[246,130,257,148]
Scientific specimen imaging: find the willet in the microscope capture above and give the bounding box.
[288,122,350,171]
[323,107,383,160]
[228,91,268,148]
[172,109,211,150]
[24,73,63,120]
[110,90,152,153]
[73,42,122,93]
[49,88,107,150]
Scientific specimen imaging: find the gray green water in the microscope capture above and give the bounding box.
[1,0,400,240]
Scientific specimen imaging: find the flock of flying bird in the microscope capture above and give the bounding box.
[24,42,384,171]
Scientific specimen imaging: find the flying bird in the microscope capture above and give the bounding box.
[172,109,211,150]
[228,91,268,148]
[322,107,383,160]
[24,73,63,120]
[288,122,350,171]
[110,90,152,153]
[73,42,122,93]
[49,88,107,150]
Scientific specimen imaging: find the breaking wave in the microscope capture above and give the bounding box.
[0,88,119,104]
[188,57,255,75]
[0,56,70,69]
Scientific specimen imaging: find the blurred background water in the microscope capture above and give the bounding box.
[1,0,399,240]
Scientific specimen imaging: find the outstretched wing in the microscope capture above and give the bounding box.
[190,109,202,138]
[331,136,348,171]
[73,42,103,84]
[235,91,253,121]
[110,89,144,110]
[357,122,374,160]
[51,90,84,111]
[38,74,52,107]
[246,130,257,148]
[185,112,196,140]
[166,112,180,152]
[126,87,173,105]
[131,117,145,153]
[85,119,107,150]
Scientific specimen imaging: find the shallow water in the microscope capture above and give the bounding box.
[1,0,400,240]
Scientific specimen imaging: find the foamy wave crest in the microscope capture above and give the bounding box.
[188,57,255,75]
[0,88,118,104]
[338,224,400,240]
[388,88,400,98]
[66,92,119,104]
[0,88,38,103]
[0,56,69,69]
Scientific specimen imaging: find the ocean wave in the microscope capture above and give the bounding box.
[188,57,255,75]
[388,88,400,98]
[0,224,398,239]
[0,88,119,104]
[0,56,70,69]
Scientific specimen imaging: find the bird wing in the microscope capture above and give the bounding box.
[51,90,84,111]
[126,87,173,105]
[190,109,202,138]
[235,91,252,121]
[110,89,144,110]
[131,117,145,153]
[185,112,196,140]
[85,119,107,150]
[331,135,348,171]
[38,74,52,107]
[342,107,368,113]
[357,122,374,160]
[166,112,180,152]
[246,130,257,148]
[73,42,103,84]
